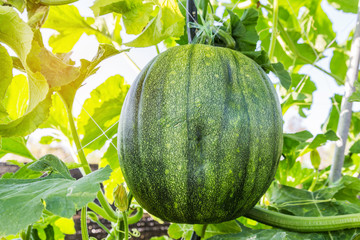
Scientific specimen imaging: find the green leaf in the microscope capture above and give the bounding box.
[168,224,193,240]
[91,0,142,16]
[322,94,342,132]
[0,6,48,112]
[78,75,129,150]
[330,176,360,206]
[1,162,42,179]
[0,137,36,161]
[42,5,113,53]
[0,6,33,60]
[0,0,25,12]
[271,62,292,90]
[275,160,314,186]
[284,131,314,142]
[122,2,154,35]
[0,44,12,119]
[349,81,360,102]
[125,0,185,47]
[330,49,349,85]
[194,221,242,239]
[100,138,119,170]
[327,0,358,13]
[26,35,80,88]
[0,7,71,137]
[350,140,360,154]
[29,154,73,180]
[300,130,339,156]
[0,94,52,137]
[269,182,360,217]
[40,93,71,140]
[0,165,112,236]
[150,236,172,240]
[228,9,259,52]
[58,44,126,107]
[4,74,28,120]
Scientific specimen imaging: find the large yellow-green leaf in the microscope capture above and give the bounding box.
[125,0,185,47]
[42,5,113,53]
[91,0,142,16]
[327,0,358,13]
[0,44,12,119]
[123,2,154,35]
[4,75,29,120]
[77,75,129,150]
[39,93,71,139]
[0,137,37,161]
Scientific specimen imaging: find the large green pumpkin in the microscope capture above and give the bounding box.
[117,44,283,224]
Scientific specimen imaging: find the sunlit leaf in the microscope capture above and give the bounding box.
[102,166,124,204]
[78,75,129,150]
[100,137,119,170]
[29,154,73,180]
[168,223,193,240]
[122,2,154,35]
[300,130,339,155]
[40,93,71,140]
[228,8,259,52]
[330,49,349,85]
[125,0,185,47]
[349,81,360,102]
[54,217,75,235]
[322,94,342,132]
[194,221,242,239]
[0,44,12,119]
[0,0,25,12]
[327,0,358,13]
[0,94,52,137]
[350,140,360,154]
[4,74,28,120]
[0,137,36,161]
[91,0,142,16]
[42,5,113,53]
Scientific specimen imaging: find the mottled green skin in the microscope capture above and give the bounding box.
[117,44,283,224]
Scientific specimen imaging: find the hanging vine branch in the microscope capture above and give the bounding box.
[329,0,360,183]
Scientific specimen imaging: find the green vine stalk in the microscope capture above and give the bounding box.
[246,206,360,232]
[81,206,89,240]
[268,0,278,60]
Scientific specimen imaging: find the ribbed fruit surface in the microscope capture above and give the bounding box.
[117,44,283,224]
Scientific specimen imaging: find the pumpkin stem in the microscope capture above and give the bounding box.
[187,0,198,43]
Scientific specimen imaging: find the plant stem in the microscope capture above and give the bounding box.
[39,0,78,5]
[329,0,360,183]
[97,192,118,220]
[96,220,113,236]
[308,170,319,192]
[200,224,208,238]
[123,211,129,240]
[81,206,89,240]
[88,202,117,222]
[155,45,160,55]
[269,0,278,60]
[245,206,360,232]
[62,95,92,175]
[25,225,32,240]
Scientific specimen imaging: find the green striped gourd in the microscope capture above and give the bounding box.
[117,44,283,224]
